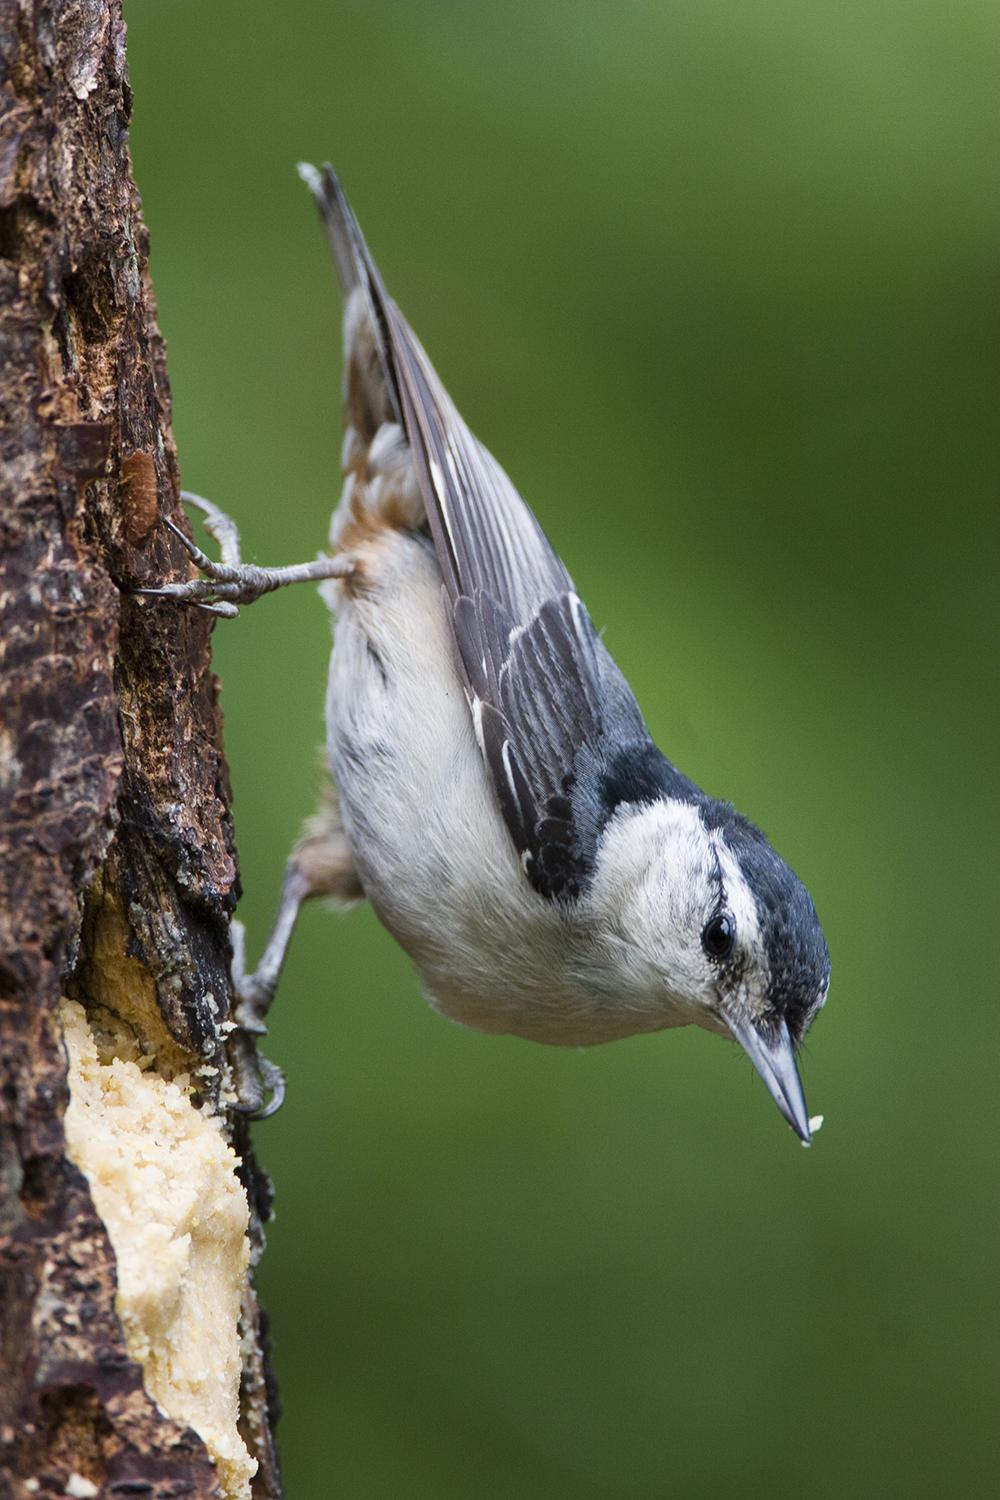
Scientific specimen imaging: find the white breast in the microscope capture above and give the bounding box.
[323,529,679,1045]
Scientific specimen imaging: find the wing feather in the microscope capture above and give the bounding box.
[302,165,651,900]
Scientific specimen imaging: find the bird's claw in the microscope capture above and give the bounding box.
[136,490,349,616]
[228,918,286,1118]
[135,577,242,618]
[228,1027,286,1119]
[135,492,256,615]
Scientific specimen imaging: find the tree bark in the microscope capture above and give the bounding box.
[0,4,280,1496]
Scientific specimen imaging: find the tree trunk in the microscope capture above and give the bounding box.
[0,4,280,1495]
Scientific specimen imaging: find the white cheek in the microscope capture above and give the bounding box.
[642,905,713,999]
[588,801,719,1004]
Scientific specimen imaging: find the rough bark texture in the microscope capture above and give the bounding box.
[0,3,280,1496]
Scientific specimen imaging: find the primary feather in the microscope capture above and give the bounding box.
[301,162,665,901]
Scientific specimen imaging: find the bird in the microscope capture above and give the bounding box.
[141,164,830,1142]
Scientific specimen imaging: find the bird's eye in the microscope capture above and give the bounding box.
[701,912,736,961]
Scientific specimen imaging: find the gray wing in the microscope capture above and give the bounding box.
[302,164,647,900]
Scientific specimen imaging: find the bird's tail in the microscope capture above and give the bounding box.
[297,162,403,436]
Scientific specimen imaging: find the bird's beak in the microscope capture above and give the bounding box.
[726,1014,813,1145]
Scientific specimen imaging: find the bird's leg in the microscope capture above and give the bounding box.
[136,490,352,617]
[137,493,364,1113]
[233,861,314,1037]
[226,866,310,1120]
[228,805,363,1118]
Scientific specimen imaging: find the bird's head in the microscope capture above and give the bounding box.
[590,797,830,1141]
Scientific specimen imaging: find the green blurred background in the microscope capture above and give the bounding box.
[126,3,996,1495]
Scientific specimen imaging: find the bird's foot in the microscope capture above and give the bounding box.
[136,490,349,617]
[227,919,286,1119]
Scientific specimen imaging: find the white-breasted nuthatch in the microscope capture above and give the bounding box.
[142,165,830,1142]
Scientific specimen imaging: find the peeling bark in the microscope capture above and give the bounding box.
[0,3,280,1495]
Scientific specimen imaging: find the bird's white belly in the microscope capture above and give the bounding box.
[323,529,671,1045]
